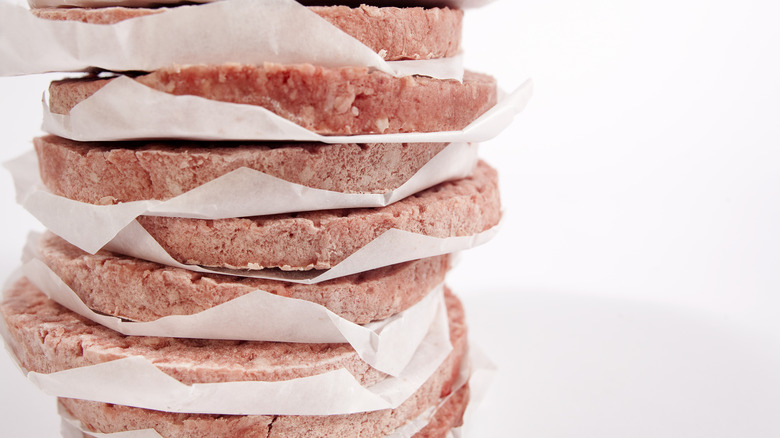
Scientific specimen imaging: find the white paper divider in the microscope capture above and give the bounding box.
[7,140,478,235]
[31,0,496,10]
[389,53,464,81]
[42,77,533,142]
[0,0,465,78]
[22,254,445,376]
[23,294,452,416]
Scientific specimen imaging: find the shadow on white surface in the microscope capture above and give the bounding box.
[460,288,780,438]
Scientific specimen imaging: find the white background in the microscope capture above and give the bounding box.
[1,0,779,436]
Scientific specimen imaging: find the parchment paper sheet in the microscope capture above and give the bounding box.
[42,77,532,142]
[1,0,464,78]
[22,250,446,376]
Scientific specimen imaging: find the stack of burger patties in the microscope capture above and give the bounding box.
[0,0,529,436]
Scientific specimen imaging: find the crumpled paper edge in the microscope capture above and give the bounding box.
[42,77,533,143]
[18,295,452,416]
[22,251,445,376]
[1,0,464,78]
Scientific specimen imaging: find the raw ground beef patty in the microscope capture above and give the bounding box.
[38,232,451,324]
[34,135,453,204]
[133,160,501,271]
[48,64,497,136]
[32,4,464,61]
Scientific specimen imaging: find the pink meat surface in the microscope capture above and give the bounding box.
[35,135,451,204]
[48,65,497,135]
[32,5,463,61]
[39,232,450,324]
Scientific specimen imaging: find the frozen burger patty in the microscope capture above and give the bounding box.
[59,383,468,438]
[1,277,466,390]
[35,135,453,204]
[32,4,463,61]
[48,65,497,135]
[38,232,450,324]
[133,160,500,271]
